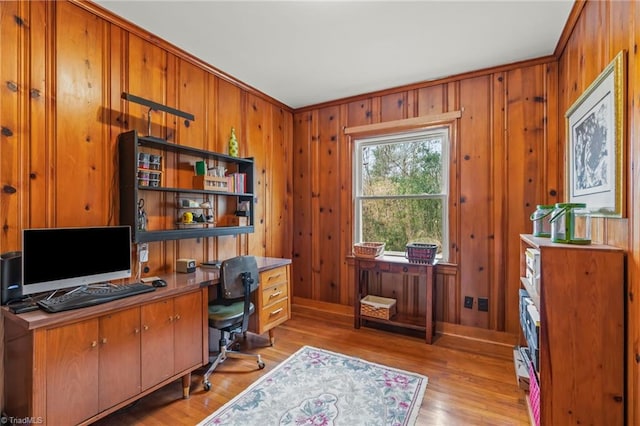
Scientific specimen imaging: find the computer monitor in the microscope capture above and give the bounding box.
[21,226,132,295]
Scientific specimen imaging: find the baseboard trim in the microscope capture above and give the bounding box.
[292,297,353,325]
[291,297,518,347]
[436,322,518,347]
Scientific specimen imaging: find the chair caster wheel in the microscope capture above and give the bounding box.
[258,361,265,369]
[203,381,211,391]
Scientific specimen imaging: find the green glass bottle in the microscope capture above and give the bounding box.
[229,127,238,157]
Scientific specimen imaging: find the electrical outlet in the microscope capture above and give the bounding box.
[464,296,473,309]
[478,297,489,312]
[138,243,149,263]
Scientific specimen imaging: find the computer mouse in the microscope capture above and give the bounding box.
[152,279,167,288]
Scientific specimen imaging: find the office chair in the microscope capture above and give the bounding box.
[203,255,265,392]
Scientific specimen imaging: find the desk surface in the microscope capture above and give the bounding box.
[2,256,291,331]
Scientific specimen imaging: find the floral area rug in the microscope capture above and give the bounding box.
[197,345,428,426]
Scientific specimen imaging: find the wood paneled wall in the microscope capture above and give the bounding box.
[291,0,639,420]
[0,0,293,266]
[556,1,638,423]
[293,61,559,335]
[0,0,293,413]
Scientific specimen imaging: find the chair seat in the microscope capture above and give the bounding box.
[208,301,255,330]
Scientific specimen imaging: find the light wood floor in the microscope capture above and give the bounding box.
[92,310,530,425]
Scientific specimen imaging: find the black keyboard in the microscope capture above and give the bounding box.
[37,283,156,313]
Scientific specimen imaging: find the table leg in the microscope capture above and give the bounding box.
[424,265,433,344]
[182,373,191,399]
[354,261,362,329]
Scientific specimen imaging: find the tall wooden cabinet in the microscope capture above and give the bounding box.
[518,234,625,425]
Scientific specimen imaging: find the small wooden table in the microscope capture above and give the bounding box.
[351,255,436,344]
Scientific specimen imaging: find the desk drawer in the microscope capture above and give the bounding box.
[356,260,425,274]
[388,262,426,274]
[261,266,288,287]
[259,298,289,329]
[261,281,288,306]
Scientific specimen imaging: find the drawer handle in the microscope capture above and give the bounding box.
[101,338,108,345]
[269,307,284,316]
[175,314,181,321]
[269,291,282,298]
[91,341,97,348]
[143,325,149,331]
[267,273,283,281]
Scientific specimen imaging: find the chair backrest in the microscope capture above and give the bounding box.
[220,255,259,300]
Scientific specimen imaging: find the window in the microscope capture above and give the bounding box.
[354,127,449,258]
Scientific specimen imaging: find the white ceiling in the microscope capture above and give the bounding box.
[93,0,574,109]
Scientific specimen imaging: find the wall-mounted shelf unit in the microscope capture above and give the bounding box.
[118,130,254,243]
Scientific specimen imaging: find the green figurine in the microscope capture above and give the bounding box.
[229,127,239,157]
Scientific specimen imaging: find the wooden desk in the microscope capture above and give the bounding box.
[352,255,435,344]
[2,257,291,426]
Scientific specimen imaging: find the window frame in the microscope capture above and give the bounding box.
[353,127,450,259]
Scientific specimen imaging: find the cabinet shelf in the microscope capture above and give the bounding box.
[137,185,253,198]
[176,207,212,210]
[135,226,255,243]
[118,130,255,243]
[135,134,253,166]
[519,277,539,308]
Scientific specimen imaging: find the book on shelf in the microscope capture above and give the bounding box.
[225,172,246,193]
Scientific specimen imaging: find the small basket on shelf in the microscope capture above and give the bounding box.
[405,243,438,264]
[353,242,385,258]
[360,295,397,320]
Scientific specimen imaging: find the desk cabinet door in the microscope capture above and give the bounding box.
[141,299,175,389]
[173,291,204,373]
[46,319,99,426]
[99,307,142,410]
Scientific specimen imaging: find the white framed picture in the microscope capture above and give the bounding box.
[565,50,626,217]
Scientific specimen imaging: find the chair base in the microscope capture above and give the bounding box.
[202,332,265,392]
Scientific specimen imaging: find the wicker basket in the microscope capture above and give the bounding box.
[405,243,437,264]
[360,295,397,320]
[353,242,385,258]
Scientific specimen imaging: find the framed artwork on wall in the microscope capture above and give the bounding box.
[565,50,626,217]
